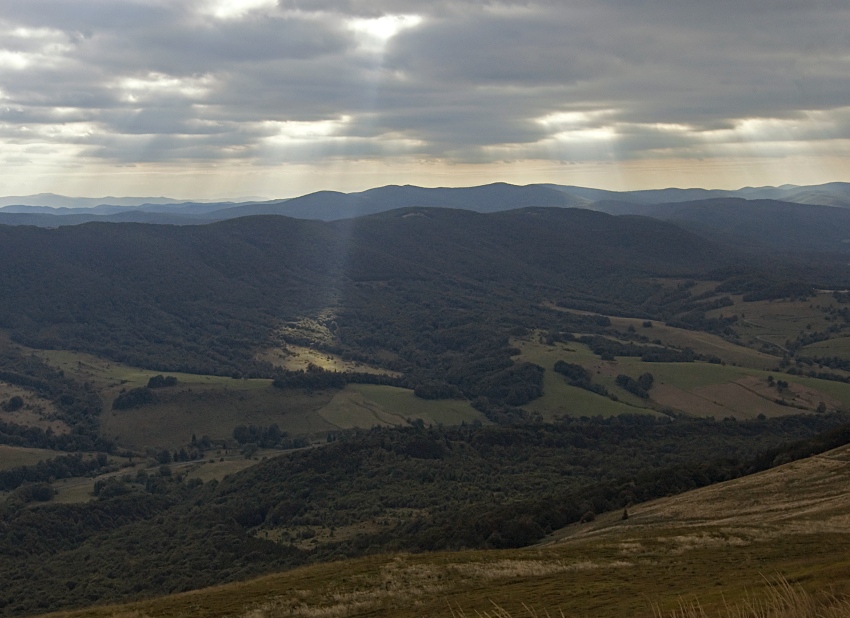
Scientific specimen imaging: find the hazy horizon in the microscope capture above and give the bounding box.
[2,179,847,206]
[1,1,848,198]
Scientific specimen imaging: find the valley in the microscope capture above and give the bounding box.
[2,194,850,616]
[4,0,850,612]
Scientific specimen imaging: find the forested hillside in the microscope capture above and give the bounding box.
[0,208,723,376]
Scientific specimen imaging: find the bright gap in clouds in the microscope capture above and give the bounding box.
[0,50,29,70]
[116,73,213,103]
[262,116,352,144]
[347,15,423,51]
[205,0,278,20]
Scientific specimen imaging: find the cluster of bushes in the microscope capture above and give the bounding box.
[11,482,55,504]
[112,387,156,410]
[798,356,850,372]
[272,366,403,392]
[0,418,114,452]
[615,373,654,399]
[146,375,178,389]
[577,335,649,359]
[1,396,23,412]
[0,349,104,443]
[0,453,110,492]
[553,360,610,397]
[787,367,850,384]
[665,311,737,336]
[470,397,529,425]
[577,335,696,363]
[640,348,696,363]
[470,362,544,406]
[232,424,310,452]
[233,424,284,448]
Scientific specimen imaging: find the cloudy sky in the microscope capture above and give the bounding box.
[1,0,849,199]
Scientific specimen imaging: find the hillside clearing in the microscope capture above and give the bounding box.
[0,444,63,471]
[257,343,399,376]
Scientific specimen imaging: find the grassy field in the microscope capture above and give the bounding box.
[100,383,337,449]
[0,444,62,470]
[802,336,850,360]
[36,444,850,618]
[26,343,483,450]
[706,292,841,353]
[544,302,780,370]
[549,291,850,370]
[182,449,287,483]
[46,450,291,504]
[513,335,849,420]
[525,368,652,419]
[344,384,485,426]
[513,337,656,419]
[608,316,779,369]
[100,381,485,450]
[10,323,850,452]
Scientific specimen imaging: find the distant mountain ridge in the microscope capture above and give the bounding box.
[1,182,849,236]
[0,193,268,210]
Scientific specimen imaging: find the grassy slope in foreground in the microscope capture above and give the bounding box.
[38,443,850,618]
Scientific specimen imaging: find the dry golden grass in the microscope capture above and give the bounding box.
[654,579,850,618]
[446,579,850,618]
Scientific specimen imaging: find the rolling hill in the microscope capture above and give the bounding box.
[589,197,850,253]
[0,207,727,375]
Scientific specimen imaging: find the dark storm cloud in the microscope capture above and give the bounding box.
[0,0,848,165]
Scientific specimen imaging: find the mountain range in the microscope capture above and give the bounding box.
[2,182,849,228]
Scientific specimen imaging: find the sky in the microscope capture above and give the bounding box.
[1,0,849,200]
